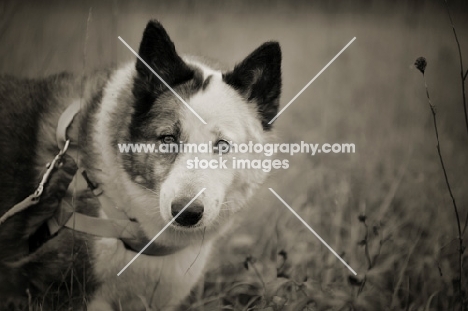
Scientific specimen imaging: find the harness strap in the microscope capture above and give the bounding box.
[56,100,81,150]
[48,196,140,239]
[47,171,184,256]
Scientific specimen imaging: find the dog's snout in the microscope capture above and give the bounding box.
[171,198,204,226]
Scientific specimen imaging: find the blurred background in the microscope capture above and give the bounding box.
[1,0,468,310]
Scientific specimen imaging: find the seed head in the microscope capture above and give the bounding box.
[415,57,427,74]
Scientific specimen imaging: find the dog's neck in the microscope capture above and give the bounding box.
[80,65,134,203]
[69,64,149,219]
[60,68,117,183]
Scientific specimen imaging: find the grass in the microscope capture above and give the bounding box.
[1,0,468,310]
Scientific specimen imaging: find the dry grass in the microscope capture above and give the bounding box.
[1,0,468,310]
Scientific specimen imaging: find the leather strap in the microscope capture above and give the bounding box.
[0,194,39,226]
[49,196,140,239]
[48,191,185,256]
[56,100,81,150]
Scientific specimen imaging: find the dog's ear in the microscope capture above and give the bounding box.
[223,42,282,130]
[136,20,193,87]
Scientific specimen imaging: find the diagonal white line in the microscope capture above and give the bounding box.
[117,188,206,276]
[268,188,357,275]
[118,36,207,125]
[268,37,356,125]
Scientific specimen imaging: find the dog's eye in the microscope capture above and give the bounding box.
[161,135,176,144]
[215,139,231,154]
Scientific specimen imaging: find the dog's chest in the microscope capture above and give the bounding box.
[89,236,212,310]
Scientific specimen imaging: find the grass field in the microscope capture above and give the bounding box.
[1,0,468,310]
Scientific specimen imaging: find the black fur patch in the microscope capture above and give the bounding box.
[223,42,282,130]
[123,21,205,186]
[131,20,194,134]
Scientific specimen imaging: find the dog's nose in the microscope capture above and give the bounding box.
[171,198,204,226]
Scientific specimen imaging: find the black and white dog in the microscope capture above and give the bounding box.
[0,20,281,310]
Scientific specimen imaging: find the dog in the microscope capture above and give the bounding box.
[0,20,281,310]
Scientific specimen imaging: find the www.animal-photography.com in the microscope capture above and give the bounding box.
[0,0,467,310]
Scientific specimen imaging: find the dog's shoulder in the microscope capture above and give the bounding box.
[0,73,75,205]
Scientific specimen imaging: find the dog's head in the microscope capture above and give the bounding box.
[100,20,281,241]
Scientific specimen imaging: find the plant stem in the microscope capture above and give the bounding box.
[445,1,468,138]
[422,73,464,308]
[445,0,468,237]
[363,221,372,270]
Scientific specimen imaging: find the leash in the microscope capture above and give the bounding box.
[1,100,184,256]
[0,140,70,226]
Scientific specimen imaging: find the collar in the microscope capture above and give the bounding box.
[49,100,185,256]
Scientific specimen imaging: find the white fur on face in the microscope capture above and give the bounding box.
[159,61,270,228]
